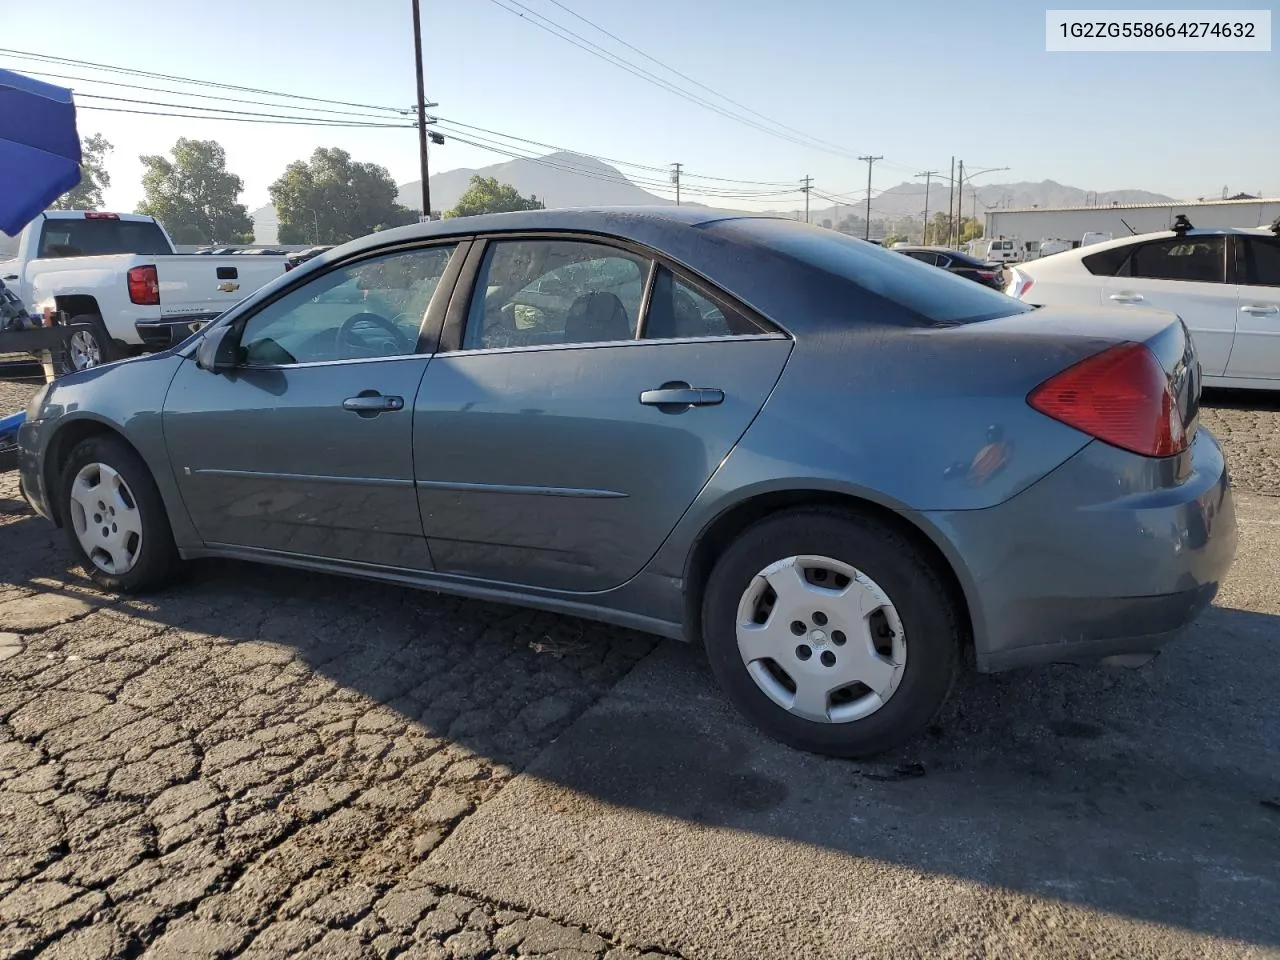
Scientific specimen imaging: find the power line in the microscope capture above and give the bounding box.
[74,92,412,125]
[0,65,412,120]
[0,48,406,114]
[76,104,414,129]
[429,115,795,186]
[483,0,874,161]
[1,49,800,195]
[536,0,868,160]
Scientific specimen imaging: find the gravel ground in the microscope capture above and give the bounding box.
[1,370,1277,959]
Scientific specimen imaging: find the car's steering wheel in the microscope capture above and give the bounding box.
[336,312,413,358]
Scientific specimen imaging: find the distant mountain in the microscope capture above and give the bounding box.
[249,155,1176,244]
[398,151,676,214]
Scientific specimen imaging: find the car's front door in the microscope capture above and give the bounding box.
[163,242,463,569]
[412,236,793,592]
[1101,234,1237,375]
[1225,235,1280,381]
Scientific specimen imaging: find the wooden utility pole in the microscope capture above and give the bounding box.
[411,0,432,218]
[916,170,939,243]
[858,155,882,240]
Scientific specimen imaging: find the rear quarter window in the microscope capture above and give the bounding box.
[1082,244,1132,276]
[724,218,1030,326]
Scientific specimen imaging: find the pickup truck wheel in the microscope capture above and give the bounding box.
[65,315,122,371]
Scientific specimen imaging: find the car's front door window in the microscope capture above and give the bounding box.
[238,244,457,365]
[1243,236,1280,287]
[462,239,649,350]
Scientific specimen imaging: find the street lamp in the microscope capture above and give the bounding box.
[955,165,1009,246]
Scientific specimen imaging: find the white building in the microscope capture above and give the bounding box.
[984,196,1280,246]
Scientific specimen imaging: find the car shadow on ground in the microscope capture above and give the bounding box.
[1,503,1277,949]
[1203,387,1280,412]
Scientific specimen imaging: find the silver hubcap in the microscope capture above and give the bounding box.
[69,330,102,370]
[68,462,143,575]
[735,555,906,723]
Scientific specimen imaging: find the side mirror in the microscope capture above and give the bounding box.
[195,324,239,373]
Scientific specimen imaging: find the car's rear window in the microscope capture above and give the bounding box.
[725,218,1031,325]
[37,218,172,259]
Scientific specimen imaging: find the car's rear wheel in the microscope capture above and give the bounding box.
[65,315,124,372]
[59,434,181,592]
[702,508,962,758]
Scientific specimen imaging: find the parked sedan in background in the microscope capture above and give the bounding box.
[1005,220,1280,389]
[893,245,1006,289]
[17,207,1236,758]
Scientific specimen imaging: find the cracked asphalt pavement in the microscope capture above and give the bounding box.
[1,370,1278,959]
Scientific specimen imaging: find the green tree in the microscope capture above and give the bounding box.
[270,148,415,245]
[960,217,984,243]
[444,176,544,218]
[136,139,254,245]
[49,134,113,211]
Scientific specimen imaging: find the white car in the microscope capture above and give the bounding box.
[1005,221,1280,389]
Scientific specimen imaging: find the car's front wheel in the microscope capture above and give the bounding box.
[702,508,963,758]
[59,434,181,592]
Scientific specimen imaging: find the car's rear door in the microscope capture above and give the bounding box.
[1225,234,1280,381]
[1100,234,1237,375]
[164,240,465,569]
[412,235,793,592]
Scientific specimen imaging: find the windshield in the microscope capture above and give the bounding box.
[725,218,1031,326]
[36,218,173,258]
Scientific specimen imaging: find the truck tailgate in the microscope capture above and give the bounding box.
[153,255,287,318]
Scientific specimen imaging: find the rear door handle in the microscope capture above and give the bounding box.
[1109,293,1145,304]
[639,382,724,411]
[1240,303,1280,315]
[342,393,404,417]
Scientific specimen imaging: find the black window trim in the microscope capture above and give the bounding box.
[183,237,471,369]
[434,229,786,355]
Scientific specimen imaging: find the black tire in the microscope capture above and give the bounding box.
[58,434,182,592]
[64,314,124,371]
[701,508,963,758]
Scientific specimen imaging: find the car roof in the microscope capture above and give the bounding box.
[1032,224,1276,263]
[326,205,787,260]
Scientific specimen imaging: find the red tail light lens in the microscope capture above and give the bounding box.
[1008,271,1034,299]
[83,212,120,220]
[127,265,160,305]
[1027,342,1186,458]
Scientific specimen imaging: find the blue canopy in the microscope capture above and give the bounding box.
[0,68,82,237]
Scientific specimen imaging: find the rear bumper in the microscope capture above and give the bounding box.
[134,315,218,351]
[923,429,1237,672]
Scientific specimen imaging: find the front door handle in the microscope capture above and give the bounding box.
[639,381,724,412]
[342,392,404,418]
[1109,292,1145,304]
[1241,303,1280,315]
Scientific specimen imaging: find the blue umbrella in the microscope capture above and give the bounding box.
[0,67,82,237]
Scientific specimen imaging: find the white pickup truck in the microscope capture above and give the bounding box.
[0,211,287,370]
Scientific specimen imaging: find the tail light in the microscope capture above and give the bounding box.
[977,270,1000,281]
[83,212,120,220]
[127,265,160,305]
[1007,269,1034,299]
[1027,342,1186,458]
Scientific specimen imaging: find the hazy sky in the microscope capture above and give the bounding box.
[3,0,1277,214]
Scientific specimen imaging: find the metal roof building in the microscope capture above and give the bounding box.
[983,196,1280,243]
